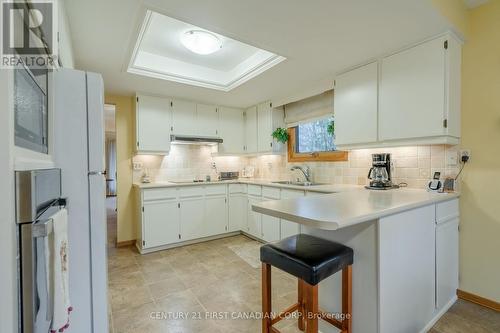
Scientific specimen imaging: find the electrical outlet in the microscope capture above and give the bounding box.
[460,149,471,162]
[132,161,143,170]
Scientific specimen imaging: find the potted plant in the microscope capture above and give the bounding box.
[327,120,335,136]
[272,127,289,143]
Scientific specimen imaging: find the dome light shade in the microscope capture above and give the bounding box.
[180,30,222,55]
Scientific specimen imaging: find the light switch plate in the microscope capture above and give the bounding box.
[446,152,458,166]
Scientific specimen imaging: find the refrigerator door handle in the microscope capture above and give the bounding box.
[88,171,106,176]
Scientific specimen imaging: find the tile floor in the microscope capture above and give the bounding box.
[107,235,500,333]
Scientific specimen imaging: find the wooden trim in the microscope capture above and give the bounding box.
[287,128,348,163]
[116,240,135,248]
[457,289,500,312]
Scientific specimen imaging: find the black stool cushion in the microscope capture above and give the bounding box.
[260,234,353,285]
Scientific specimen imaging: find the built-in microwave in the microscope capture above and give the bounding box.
[14,64,49,154]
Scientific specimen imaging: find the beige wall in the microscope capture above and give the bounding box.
[105,95,136,243]
[433,0,500,302]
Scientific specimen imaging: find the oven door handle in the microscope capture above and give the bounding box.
[33,218,54,322]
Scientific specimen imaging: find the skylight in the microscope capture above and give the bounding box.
[127,11,286,91]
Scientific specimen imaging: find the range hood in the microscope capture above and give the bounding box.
[170,135,223,145]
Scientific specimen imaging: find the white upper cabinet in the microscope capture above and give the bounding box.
[334,33,461,149]
[171,99,197,135]
[334,62,378,146]
[379,34,461,144]
[196,104,219,137]
[218,107,245,154]
[135,95,171,154]
[257,102,285,153]
[245,106,258,153]
[257,102,273,152]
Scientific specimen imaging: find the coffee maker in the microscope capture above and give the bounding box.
[366,153,394,190]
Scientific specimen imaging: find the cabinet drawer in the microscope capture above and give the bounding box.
[229,184,247,194]
[179,186,204,198]
[143,188,177,201]
[247,185,262,196]
[436,199,459,224]
[205,184,227,196]
[262,186,280,199]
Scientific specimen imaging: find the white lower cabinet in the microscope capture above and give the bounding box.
[436,217,459,310]
[280,189,304,239]
[247,195,262,238]
[179,196,204,241]
[205,195,228,237]
[379,205,436,333]
[142,199,180,248]
[262,215,280,242]
[229,193,247,232]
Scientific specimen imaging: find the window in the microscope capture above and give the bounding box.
[297,117,336,153]
[287,117,348,162]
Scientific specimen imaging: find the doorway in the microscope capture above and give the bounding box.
[104,104,117,248]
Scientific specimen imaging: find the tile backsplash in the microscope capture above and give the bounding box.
[133,144,460,190]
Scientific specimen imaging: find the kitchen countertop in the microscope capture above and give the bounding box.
[252,188,460,230]
[133,179,362,193]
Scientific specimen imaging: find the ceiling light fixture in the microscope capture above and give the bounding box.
[180,30,222,55]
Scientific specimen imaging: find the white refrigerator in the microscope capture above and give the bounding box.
[53,69,108,333]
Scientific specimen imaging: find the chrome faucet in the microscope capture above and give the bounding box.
[290,165,312,182]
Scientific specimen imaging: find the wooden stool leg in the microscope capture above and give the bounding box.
[341,265,352,333]
[262,263,272,333]
[305,282,318,333]
[298,279,306,331]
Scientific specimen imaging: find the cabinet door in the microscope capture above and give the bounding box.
[228,194,246,232]
[143,200,179,248]
[436,218,459,310]
[219,107,245,154]
[334,62,378,145]
[379,37,446,141]
[205,195,228,237]
[257,102,272,152]
[247,196,262,238]
[262,215,280,242]
[280,190,304,239]
[180,197,204,241]
[172,99,197,135]
[136,95,171,153]
[379,205,436,333]
[196,104,218,137]
[245,106,258,153]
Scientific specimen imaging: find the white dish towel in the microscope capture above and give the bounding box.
[48,208,72,333]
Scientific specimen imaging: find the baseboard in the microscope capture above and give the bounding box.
[457,289,500,312]
[116,239,136,248]
[137,232,241,254]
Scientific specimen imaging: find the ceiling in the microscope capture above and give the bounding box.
[65,0,455,108]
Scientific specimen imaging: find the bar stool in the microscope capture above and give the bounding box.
[260,234,353,333]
